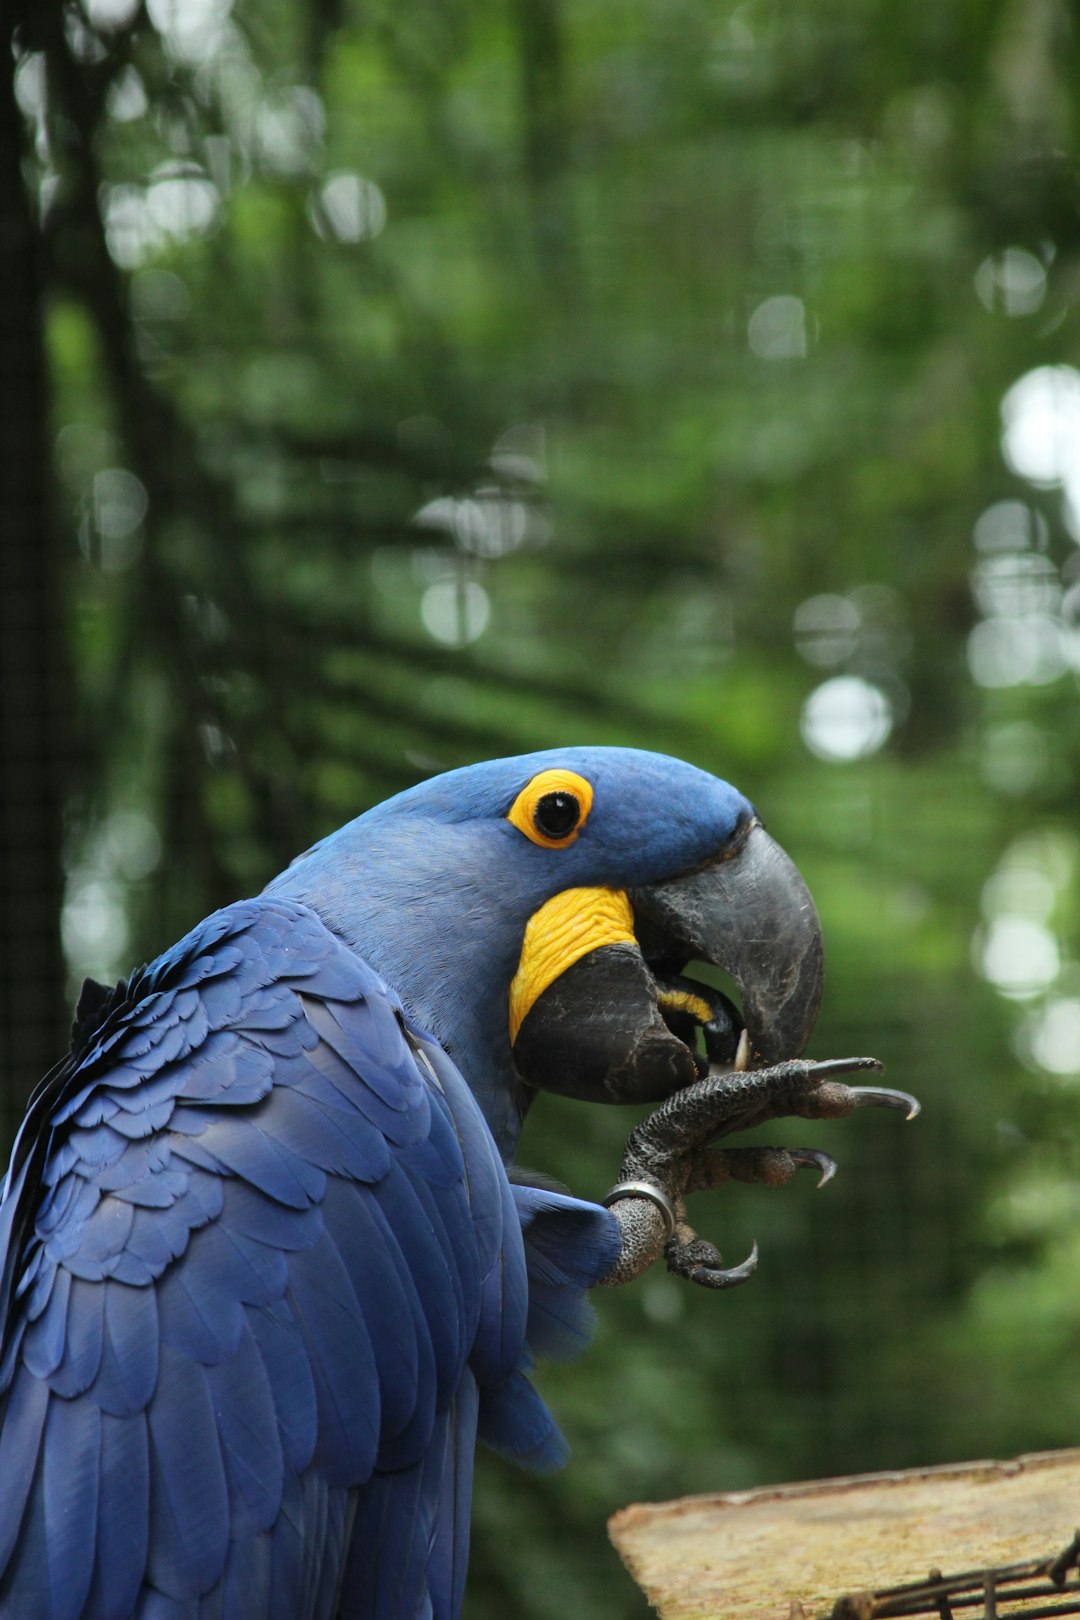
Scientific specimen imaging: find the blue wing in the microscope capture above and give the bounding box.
[0,897,618,1620]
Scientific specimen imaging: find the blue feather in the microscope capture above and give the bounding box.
[369,1163,466,1405]
[343,1446,433,1620]
[109,1165,188,1208]
[176,1035,275,1107]
[52,1127,119,1178]
[266,1470,342,1620]
[42,1393,101,1620]
[157,1261,238,1365]
[243,1300,316,1482]
[221,1179,321,1253]
[146,1345,230,1599]
[87,1410,150,1620]
[63,1087,121,1126]
[513,1185,621,1361]
[64,1194,135,1277]
[254,1084,389,1183]
[107,1221,173,1284]
[210,1219,290,1302]
[193,973,243,1028]
[0,1370,49,1572]
[21,1263,70,1380]
[0,1440,49,1620]
[137,1590,199,1620]
[35,1172,85,1236]
[469,1169,528,1390]
[286,1235,380,1487]
[205,1319,283,1536]
[93,1280,159,1417]
[476,1369,567,1473]
[233,986,300,1035]
[394,1083,467,1192]
[193,1114,326,1209]
[428,1376,480,1620]
[109,1097,175,1139]
[157,1218,282,1368]
[220,1528,272,1620]
[407,1173,477,1349]
[50,1275,105,1396]
[198,1586,226,1620]
[300,997,429,1146]
[301,949,371,1006]
[321,1179,424,1456]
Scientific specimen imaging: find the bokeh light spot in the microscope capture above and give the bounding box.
[146,0,233,62]
[793,593,860,666]
[84,468,147,571]
[102,185,160,269]
[972,500,1048,554]
[800,676,892,761]
[971,554,1059,621]
[146,167,220,237]
[420,579,491,647]
[14,53,46,121]
[967,616,1066,688]
[62,873,130,980]
[100,811,162,880]
[747,295,808,360]
[1022,998,1080,1076]
[255,86,325,177]
[978,917,1060,999]
[106,65,149,123]
[1001,365,1080,489]
[82,0,142,27]
[982,863,1057,925]
[974,248,1047,317]
[310,172,387,242]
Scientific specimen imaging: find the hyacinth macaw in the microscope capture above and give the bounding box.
[0,747,913,1619]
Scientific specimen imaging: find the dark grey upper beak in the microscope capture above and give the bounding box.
[629,821,824,1064]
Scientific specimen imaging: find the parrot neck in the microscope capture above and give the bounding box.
[266,820,532,1160]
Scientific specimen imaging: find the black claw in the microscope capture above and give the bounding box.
[789,1147,838,1188]
[687,1239,760,1291]
[847,1085,920,1120]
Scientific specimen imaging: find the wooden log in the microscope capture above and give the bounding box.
[609,1449,1080,1618]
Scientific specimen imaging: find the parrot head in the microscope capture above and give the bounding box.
[268,747,823,1157]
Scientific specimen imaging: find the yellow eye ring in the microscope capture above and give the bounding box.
[507,769,594,850]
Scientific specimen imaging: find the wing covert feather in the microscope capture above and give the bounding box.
[0,895,614,1619]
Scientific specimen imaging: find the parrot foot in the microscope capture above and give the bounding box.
[598,1054,917,1289]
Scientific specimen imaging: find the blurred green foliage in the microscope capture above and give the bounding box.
[5,0,1080,1614]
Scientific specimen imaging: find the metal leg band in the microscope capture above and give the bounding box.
[602,1180,678,1242]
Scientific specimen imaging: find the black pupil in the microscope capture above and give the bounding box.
[534,791,580,840]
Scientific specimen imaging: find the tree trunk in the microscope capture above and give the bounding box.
[0,33,74,1135]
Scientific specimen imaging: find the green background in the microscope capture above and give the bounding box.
[4,1,1080,1613]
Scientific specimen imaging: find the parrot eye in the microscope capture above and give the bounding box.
[534,792,580,840]
[507,768,594,849]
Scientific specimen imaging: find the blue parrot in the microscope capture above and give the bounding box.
[0,747,907,1619]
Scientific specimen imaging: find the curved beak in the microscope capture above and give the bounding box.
[629,821,824,1064]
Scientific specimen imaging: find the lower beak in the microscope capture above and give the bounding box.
[629,821,824,1064]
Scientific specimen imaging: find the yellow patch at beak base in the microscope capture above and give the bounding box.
[509,887,637,1043]
[656,987,714,1026]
